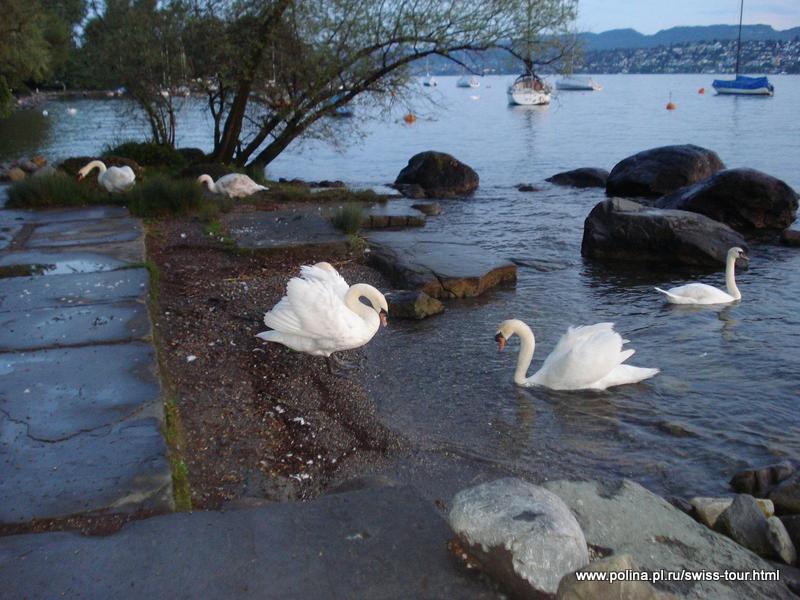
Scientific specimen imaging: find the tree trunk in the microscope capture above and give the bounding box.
[213,79,251,163]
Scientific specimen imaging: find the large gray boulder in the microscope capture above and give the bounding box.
[543,479,794,599]
[581,198,748,267]
[767,517,797,564]
[606,145,725,198]
[395,151,479,198]
[449,478,589,599]
[770,472,800,515]
[715,494,772,557]
[657,168,799,231]
[556,554,677,600]
[547,167,609,189]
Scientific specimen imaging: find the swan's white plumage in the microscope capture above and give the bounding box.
[497,319,658,391]
[197,173,268,198]
[257,264,385,357]
[656,247,746,305]
[78,161,136,193]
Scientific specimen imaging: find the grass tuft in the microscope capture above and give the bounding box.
[104,141,187,170]
[6,173,111,209]
[125,175,204,218]
[331,203,367,235]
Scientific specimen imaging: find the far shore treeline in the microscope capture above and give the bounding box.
[0,0,579,169]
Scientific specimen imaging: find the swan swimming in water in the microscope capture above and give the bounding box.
[655,247,747,305]
[77,160,136,193]
[495,319,659,391]
[197,173,269,198]
[257,263,388,372]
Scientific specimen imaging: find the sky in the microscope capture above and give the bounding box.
[577,0,800,34]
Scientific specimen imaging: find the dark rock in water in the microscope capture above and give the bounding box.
[177,147,207,164]
[60,155,143,177]
[313,179,346,188]
[411,202,442,216]
[547,167,609,188]
[766,516,797,564]
[180,162,232,180]
[581,198,748,267]
[385,290,444,320]
[394,183,427,199]
[556,554,677,600]
[395,151,479,198]
[715,494,771,557]
[770,472,800,515]
[730,461,794,497]
[516,184,539,192]
[449,478,589,599]
[606,144,725,198]
[657,168,799,231]
[780,515,800,551]
[769,561,800,596]
[780,229,800,247]
[368,232,517,299]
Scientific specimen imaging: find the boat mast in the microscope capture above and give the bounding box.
[735,0,744,76]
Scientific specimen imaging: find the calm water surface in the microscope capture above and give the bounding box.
[3,75,799,497]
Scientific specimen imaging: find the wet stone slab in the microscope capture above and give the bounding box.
[27,218,142,248]
[0,249,137,275]
[0,206,131,226]
[0,415,173,524]
[0,268,148,312]
[0,485,493,599]
[225,208,350,253]
[367,231,517,299]
[364,203,426,229]
[0,299,150,352]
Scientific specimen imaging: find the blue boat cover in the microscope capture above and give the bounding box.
[712,75,772,90]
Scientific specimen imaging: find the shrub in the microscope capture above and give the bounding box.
[6,172,110,209]
[176,147,207,165]
[125,175,204,217]
[331,203,366,235]
[105,141,187,170]
[60,155,142,178]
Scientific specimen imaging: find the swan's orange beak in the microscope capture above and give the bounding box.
[379,311,388,327]
[495,332,506,352]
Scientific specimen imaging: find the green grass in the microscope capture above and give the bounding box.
[6,173,111,209]
[331,203,367,235]
[125,175,204,218]
[164,395,192,511]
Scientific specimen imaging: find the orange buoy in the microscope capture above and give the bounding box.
[698,87,705,94]
[403,113,416,123]
[666,102,677,110]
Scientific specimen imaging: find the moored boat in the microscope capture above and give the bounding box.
[555,76,602,91]
[507,73,551,106]
[457,75,480,88]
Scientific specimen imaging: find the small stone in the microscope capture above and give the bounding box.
[730,461,794,496]
[780,229,800,247]
[32,165,56,178]
[31,155,48,168]
[691,496,774,529]
[516,184,538,192]
[410,202,442,216]
[449,478,589,598]
[7,167,26,182]
[770,472,800,515]
[394,183,426,199]
[385,290,444,320]
[716,494,771,557]
[556,554,677,600]
[547,167,609,189]
[766,516,797,564]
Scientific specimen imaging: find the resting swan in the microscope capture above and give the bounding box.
[197,173,268,198]
[655,247,747,305]
[77,160,136,193]
[495,319,659,391]
[256,263,388,368]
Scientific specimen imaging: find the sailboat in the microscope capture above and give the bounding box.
[712,0,774,96]
[422,58,438,87]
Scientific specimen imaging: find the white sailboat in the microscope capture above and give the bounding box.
[555,76,602,91]
[507,73,551,106]
[422,58,438,87]
[457,75,481,88]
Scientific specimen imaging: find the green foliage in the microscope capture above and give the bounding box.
[331,203,366,235]
[6,173,109,209]
[125,175,204,218]
[105,141,187,170]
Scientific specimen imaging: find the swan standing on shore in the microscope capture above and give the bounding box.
[495,319,659,390]
[257,263,388,372]
[655,247,747,305]
[77,160,136,193]
[197,173,269,198]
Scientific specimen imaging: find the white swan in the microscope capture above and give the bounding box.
[197,173,269,198]
[256,263,388,364]
[77,160,136,193]
[495,319,659,391]
[655,247,747,305]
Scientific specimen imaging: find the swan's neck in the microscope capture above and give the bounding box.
[344,284,379,323]
[511,321,536,385]
[199,175,217,193]
[85,160,107,177]
[725,254,741,300]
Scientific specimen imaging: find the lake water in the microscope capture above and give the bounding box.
[3,74,799,498]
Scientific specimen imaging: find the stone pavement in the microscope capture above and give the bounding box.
[0,484,495,599]
[0,200,172,525]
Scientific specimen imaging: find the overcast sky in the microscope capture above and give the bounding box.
[577,0,800,34]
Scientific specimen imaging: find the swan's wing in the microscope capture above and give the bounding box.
[537,324,629,389]
[300,264,349,298]
[263,276,365,343]
[658,283,732,304]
